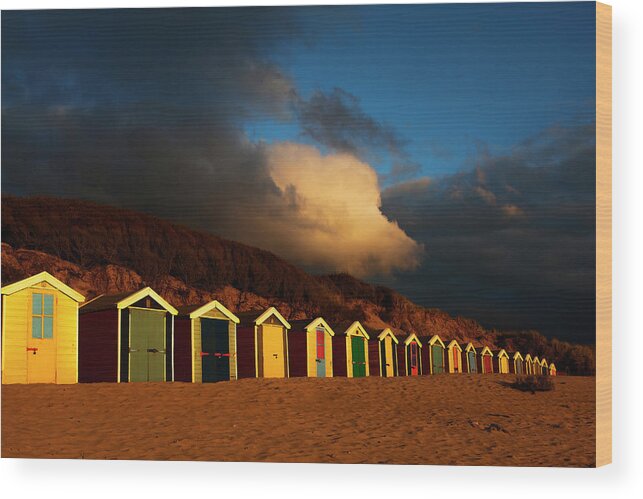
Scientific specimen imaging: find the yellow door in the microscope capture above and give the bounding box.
[27,292,57,383]
[262,324,285,378]
[384,337,394,377]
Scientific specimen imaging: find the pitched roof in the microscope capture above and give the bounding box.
[236,306,291,329]
[176,300,239,323]
[1,271,85,302]
[80,287,177,315]
[288,317,335,335]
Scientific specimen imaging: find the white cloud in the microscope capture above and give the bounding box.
[264,142,423,277]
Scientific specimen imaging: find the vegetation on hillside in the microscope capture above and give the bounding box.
[1,196,595,374]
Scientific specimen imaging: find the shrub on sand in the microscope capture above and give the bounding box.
[511,375,555,393]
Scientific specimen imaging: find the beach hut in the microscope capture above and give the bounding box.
[78,288,177,383]
[400,333,423,376]
[288,317,335,378]
[540,358,549,376]
[463,343,478,373]
[174,300,239,383]
[549,363,557,376]
[524,353,533,374]
[492,349,510,374]
[332,321,370,378]
[510,352,525,374]
[236,307,291,379]
[425,335,446,374]
[532,356,541,375]
[367,328,398,377]
[1,272,85,384]
[478,346,494,374]
[446,339,464,373]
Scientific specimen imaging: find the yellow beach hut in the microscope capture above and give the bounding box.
[368,328,398,377]
[464,343,478,373]
[288,317,335,378]
[492,349,510,374]
[332,321,370,377]
[511,351,525,374]
[524,353,533,374]
[174,300,240,383]
[478,346,494,374]
[236,307,291,379]
[446,339,463,373]
[549,363,557,376]
[532,356,541,375]
[2,271,85,384]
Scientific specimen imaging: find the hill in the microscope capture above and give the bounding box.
[1,196,595,374]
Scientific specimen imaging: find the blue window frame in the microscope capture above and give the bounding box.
[32,293,54,339]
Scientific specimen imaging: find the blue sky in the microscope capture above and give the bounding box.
[246,2,596,181]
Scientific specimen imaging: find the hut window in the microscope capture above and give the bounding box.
[32,293,54,339]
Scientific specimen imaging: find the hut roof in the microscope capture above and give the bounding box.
[176,300,239,323]
[80,287,177,315]
[492,349,509,358]
[365,327,399,343]
[464,342,477,353]
[478,346,494,356]
[288,317,335,335]
[1,271,85,302]
[512,351,524,360]
[403,332,423,347]
[427,335,446,348]
[334,321,369,339]
[447,339,463,351]
[236,306,291,329]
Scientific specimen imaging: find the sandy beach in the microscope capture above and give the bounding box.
[1,375,595,467]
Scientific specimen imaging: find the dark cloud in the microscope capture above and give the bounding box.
[380,124,595,343]
[294,87,420,182]
[2,8,421,277]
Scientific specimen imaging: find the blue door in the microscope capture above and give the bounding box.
[468,351,477,373]
[315,329,326,377]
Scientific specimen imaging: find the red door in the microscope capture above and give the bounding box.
[410,342,419,376]
[453,349,459,372]
[483,355,492,373]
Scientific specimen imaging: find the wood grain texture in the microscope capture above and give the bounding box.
[596,1,612,467]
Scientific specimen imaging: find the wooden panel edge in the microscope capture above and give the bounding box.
[595,0,612,468]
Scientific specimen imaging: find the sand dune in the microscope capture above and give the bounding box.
[1,375,595,467]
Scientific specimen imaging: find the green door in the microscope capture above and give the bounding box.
[129,308,166,382]
[431,345,444,374]
[351,336,366,377]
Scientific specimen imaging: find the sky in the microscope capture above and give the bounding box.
[1,3,597,343]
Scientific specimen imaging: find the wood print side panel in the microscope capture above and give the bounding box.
[332,336,347,377]
[228,321,237,381]
[173,318,192,382]
[287,331,307,377]
[79,309,119,383]
[368,341,380,376]
[596,1,612,467]
[236,326,256,378]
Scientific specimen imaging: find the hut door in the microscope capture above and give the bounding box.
[453,349,459,373]
[468,351,477,373]
[315,329,326,377]
[129,309,166,382]
[351,336,366,377]
[483,355,492,373]
[431,346,444,374]
[27,293,57,383]
[201,319,230,382]
[262,324,285,378]
[409,342,419,376]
